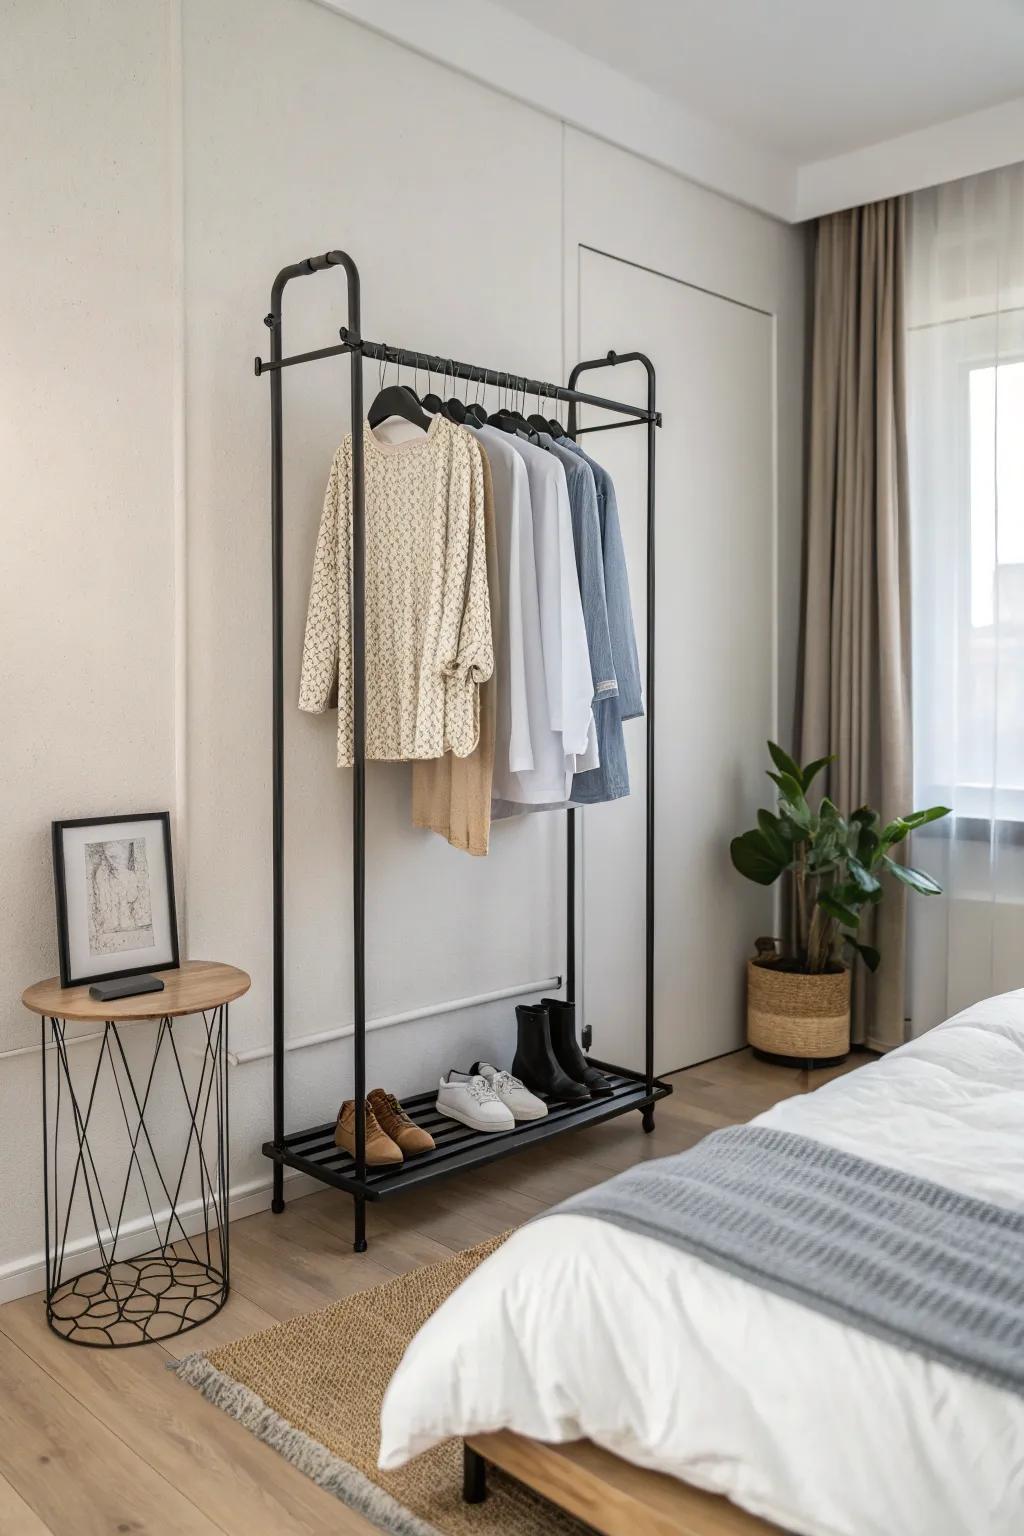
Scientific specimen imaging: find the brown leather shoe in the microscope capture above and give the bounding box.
[368,1088,435,1156]
[334,1100,403,1165]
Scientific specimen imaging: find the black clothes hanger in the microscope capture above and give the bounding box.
[367,350,432,432]
[421,356,446,416]
[547,387,566,440]
[528,382,559,438]
[367,384,431,431]
[444,360,468,423]
[486,372,517,433]
[489,376,539,442]
[502,377,534,436]
[465,368,488,425]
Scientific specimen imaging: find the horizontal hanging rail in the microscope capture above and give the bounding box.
[256,330,661,426]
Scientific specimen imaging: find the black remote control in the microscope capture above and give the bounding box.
[89,974,165,1001]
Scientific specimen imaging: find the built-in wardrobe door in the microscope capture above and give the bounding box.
[578,248,776,1075]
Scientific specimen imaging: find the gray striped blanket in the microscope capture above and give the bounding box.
[545,1124,1024,1397]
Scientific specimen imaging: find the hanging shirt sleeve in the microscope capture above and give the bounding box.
[439,436,494,688]
[553,465,595,758]
[506,458,534,774]
[600,467,644,719]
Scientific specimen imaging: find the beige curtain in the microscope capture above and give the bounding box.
[798,197,912,1051]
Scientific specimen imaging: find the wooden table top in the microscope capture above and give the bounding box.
[22,960,251,1022]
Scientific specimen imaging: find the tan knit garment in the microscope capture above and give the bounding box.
[299,416,493,765]
[412,439,498,855]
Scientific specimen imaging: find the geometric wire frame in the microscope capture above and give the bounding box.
[41,1004,230,1347]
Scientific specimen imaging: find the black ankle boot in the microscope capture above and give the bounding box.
[541,998,613,1098]
[512,1005,590,1104]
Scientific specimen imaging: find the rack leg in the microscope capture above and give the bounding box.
[641,1106,656,1134]
[271,1163,285,1214]
[353,1196,367,1253]
[463,1443,488,1504]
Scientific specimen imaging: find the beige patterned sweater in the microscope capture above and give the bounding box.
[299,416,493,765]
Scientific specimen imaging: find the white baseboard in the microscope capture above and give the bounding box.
[0,1166,325,1306]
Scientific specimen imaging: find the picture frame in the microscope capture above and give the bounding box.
[51,813,180,989]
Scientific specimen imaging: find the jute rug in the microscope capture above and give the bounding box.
[172,1233,591,1536]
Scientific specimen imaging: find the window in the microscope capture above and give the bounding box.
[906,163,1024,1029]
[968,360,1024,630]
[955,359,1024,816]
[907,327,1024,825]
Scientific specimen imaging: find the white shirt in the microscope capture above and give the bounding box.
[506,434,594,759]
[469,425,536,779]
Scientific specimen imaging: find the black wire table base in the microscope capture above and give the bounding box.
[41,1004,230,1348]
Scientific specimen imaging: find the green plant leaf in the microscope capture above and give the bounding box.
[850,806,878,828]
[882,857,943,895]
[757,810,795,863]
[800,755,835,791]
[846,855,881,894]
[767,741,803,783]
[856,827,880,862]
[880,818,911,847]
[831,881,868,909]
[848,940,881,972]
[900,805,952,830]
[817,892,862,928]
[808,839,838,870]
[767,769,805,803]
[778,814,807,842]
[730,831,786,886]
[767,771,812,828]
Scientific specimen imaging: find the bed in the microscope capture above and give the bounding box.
[379,990,1024,1536]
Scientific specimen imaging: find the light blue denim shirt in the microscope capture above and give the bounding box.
[561,438,645,804]
[537,435,617,704]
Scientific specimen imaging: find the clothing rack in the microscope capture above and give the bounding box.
[257,249,671,1252]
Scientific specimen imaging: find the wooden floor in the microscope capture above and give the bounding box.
[0,1048,864,1536]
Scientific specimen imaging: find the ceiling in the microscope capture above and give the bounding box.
[323,0,1024,219]
[492,0,1024,162]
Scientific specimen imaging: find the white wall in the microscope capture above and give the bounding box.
[1,0,179,1293]
[0,0,808,1298]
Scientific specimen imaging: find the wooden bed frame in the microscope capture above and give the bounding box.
[464,1431,785,1535]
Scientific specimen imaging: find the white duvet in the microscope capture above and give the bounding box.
[379,991,1024,1535]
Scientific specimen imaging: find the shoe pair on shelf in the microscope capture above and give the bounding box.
[334,1087,435,1167]
[436,1062,547,1133]
[513,998,612,1105]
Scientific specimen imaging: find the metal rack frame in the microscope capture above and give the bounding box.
[256,249,670,1251]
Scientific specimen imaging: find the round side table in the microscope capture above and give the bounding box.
[22,960,250,1348]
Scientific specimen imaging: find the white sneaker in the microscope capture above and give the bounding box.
[473,1062,548,1121]
[436,1071,515,1133]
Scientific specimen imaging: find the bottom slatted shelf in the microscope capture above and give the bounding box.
[263,1061,672,1199]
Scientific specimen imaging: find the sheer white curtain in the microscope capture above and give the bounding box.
[906,163,1024,1032]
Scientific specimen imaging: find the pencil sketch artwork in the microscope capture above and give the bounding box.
[85,838,155,956]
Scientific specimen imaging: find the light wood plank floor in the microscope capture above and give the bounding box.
[0,1048,866,1535]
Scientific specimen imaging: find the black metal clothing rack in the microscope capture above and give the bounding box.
[257,250,671,1252]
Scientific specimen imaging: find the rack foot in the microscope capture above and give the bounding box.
[463,1443,488,1504]
[353,1197,367,1253]
[641,1106,656,1134]
[272,1165,285,1213]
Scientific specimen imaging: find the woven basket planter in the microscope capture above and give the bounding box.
[747,959,850,1064]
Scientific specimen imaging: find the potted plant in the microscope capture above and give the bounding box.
[730,743,950,1065]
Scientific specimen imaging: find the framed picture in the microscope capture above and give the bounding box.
[51,813,180,989]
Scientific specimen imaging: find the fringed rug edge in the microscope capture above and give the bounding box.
[170,1350,444,1536]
